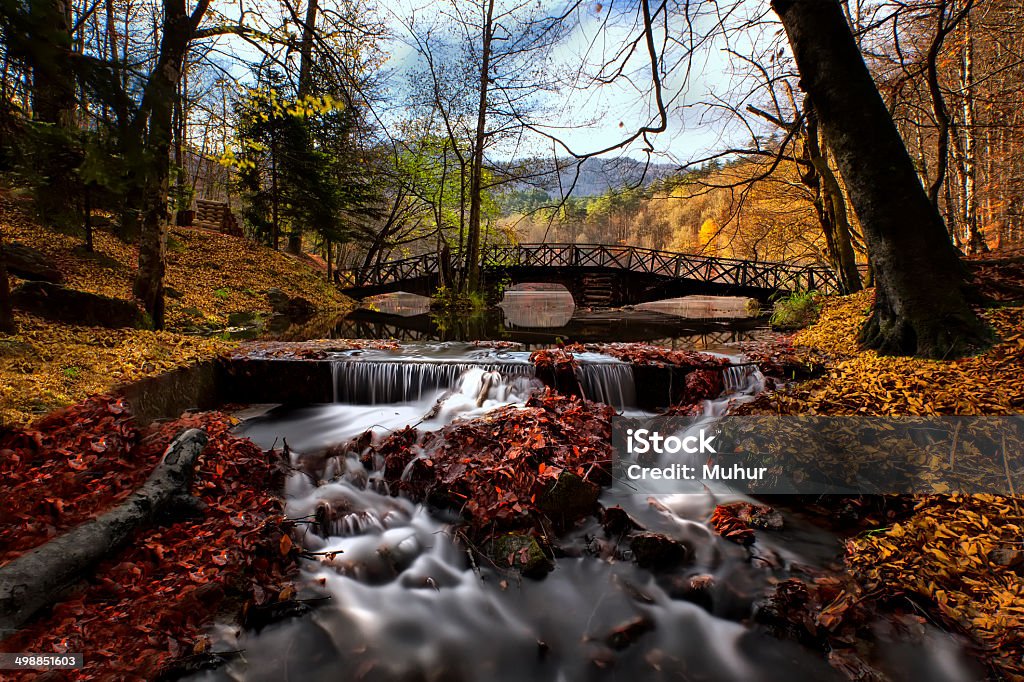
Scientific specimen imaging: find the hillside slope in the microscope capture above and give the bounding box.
[0,191,353,426]
[1,192,350,329]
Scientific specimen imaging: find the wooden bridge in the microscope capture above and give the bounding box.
[339,243,842,306]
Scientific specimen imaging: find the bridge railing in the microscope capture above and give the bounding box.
[341,243,843,295]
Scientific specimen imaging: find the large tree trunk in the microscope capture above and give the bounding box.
[0,239,16,334]
[28,0,78,228]
[0,429,207,639]
[772,0,990,359]
[132,0,208,329]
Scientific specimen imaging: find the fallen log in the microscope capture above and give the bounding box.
[0,428,208,639]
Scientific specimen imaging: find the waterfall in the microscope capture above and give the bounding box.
[575,361,637,409]
[722,364,763,394]
[332,360,536,404]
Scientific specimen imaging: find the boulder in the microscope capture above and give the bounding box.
[266,287,289,311]
[537,471,600,521]
[11,281,147,328]
[629,532,689,569]
[285,296,316,317]
[488,533,553,578]
[266,287,316,317]
[227,310,261,327]
[2,242,63,283]
[599,505,642,536]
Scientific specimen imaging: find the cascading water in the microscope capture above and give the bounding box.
[575,358,637,409]
[331,359,537,404]
[191,343,978,682]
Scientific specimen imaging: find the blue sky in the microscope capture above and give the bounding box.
[375,0,774,166]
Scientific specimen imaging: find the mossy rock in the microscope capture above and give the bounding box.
[488,533,553,578]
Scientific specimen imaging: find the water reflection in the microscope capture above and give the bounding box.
[499,287,575,328]
[637,296,758,319]
[268,290,769,350]
[360,291,432,317]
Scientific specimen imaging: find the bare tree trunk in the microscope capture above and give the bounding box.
[465,0,495,293]
[804,98,861,292]
[772,0,990,358]
[0,239,16,334]
[960,14,986,253]
[133,0,210,329]
[925,0,952,210]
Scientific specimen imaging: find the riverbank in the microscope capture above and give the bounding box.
[0,398,297,679]
[745,283,1024,680]
[1,192,354,427]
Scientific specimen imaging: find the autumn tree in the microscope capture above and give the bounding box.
[129,0,214,329]
[772,0,990,358]
[402,0,568,292]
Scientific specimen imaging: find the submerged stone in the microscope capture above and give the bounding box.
[630,532,689,570]
[488,533,553,578]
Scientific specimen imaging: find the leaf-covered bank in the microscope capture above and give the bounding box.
[0,398,296,680]
[1,194,352,330]
[745,281,1024,680]
[1,192,355,427]
[0,314,232,427]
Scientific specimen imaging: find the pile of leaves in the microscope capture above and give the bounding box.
[529,347,579,372]
[1,192,351,330]
[709,502,783,546]
[742,274,1024,678]
[530,348,583,399]
[757,290,1024,415]
[564,342,731,369]
[846,493,1024,679]
[967,252,1024,303]
[352,389,615,542]
[0,313,231,427]
[0,397,296,679]
[229,338,400,360]
[734,339,829,381]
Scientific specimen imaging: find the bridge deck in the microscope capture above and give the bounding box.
[340,243,842,299]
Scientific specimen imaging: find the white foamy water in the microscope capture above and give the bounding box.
[192,347,979,682]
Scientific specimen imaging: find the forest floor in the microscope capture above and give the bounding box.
[0,398,298,680]
[745,270,1024,680]
[0,191,353,427]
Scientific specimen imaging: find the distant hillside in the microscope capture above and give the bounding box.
[551,157,678,197]
[503,157,678,199]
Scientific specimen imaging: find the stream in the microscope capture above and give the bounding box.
[189,296,982,682]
